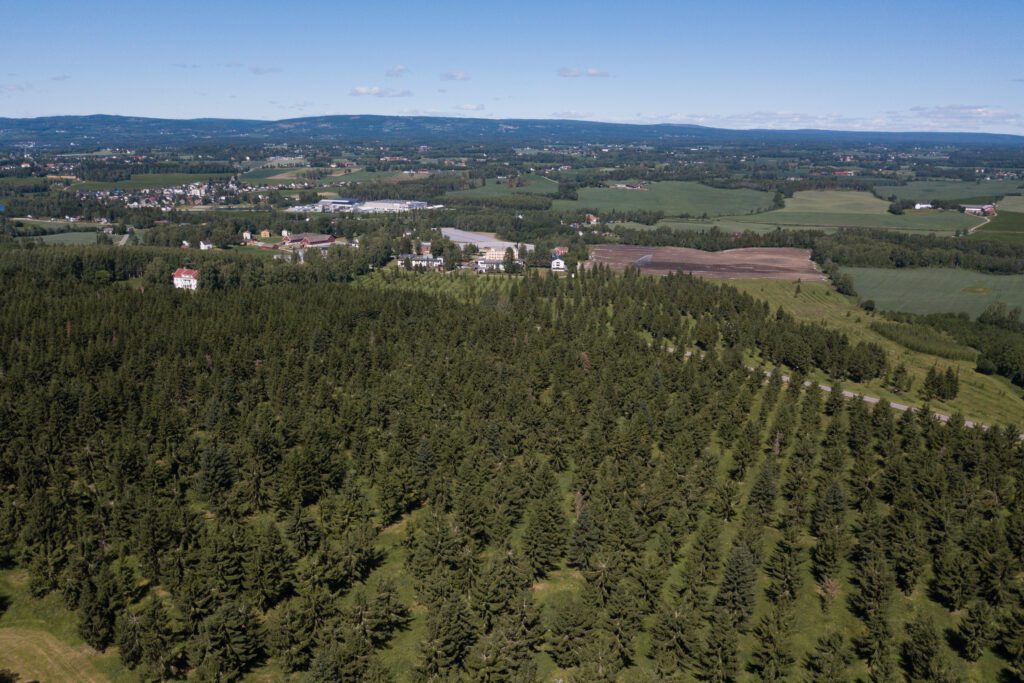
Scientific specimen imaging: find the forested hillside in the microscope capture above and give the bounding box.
[0,248,1022,682]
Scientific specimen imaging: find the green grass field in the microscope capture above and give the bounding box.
[842,266,1024,318]
[730,191,978,233]
[730,278,1024,428]
[447,174,559,199]
[0,570,133,682]
[71,173,234,191]
[29,231,101,245]
[624,217,833,235]
[974,209,1024,244]
[877,179,1024,202]
[551,180,776,217]
[997,195,1024,212]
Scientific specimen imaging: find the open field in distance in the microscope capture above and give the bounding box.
[842,266,1024,317]
[447,174,559,198]
[71,172,233,191]
[877,179,1023,202]
[587,244,824,280]
[731,190,978,233]
[552,180,776,216]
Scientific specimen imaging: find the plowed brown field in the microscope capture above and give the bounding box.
[586,244,823,281]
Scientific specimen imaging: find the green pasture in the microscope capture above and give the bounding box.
[973,210,1024,244]
[877,179,1023,202]
[731,190,978,233]
[552,180,776,217]
[26,231,101,245]
[71,172,233,191]
[842,266,1024,317]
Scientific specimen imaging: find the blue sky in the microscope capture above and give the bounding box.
[3,0,1024,132]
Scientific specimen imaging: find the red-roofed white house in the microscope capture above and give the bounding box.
[172,268,199,290]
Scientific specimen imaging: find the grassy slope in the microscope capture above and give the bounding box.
[552,181,776,217]
[729,278,1024,427]
[71,173,233,191]
[731,191,977,233]
[447,175,559,199]
[0,571,134,682]
[878,179,1023,202]
[841,267,1024,317]
[974,209,1024,244]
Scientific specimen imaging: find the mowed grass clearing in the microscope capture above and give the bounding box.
[877,179,1024,202]
[731,190,978,233]
[843,266,1024,317]
[447,174,559,199]
[0,570,133,682]
[552,180,776,217]
[25,231,100,245]
[71,172,233,191]
[729,278,1024,428]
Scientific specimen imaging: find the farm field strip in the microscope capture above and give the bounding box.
[551,180,776,217]
[878,179,1024,202]
[587,244,824,280]
[842,266,1024,317]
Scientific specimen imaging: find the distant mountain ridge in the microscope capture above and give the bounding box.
[1,114,1022,149]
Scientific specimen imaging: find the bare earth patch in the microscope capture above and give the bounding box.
[0,628,109,683]
[586,245,824,281]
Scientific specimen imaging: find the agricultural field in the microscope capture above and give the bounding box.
[975,210,1024,244]
[729,278,1024,428]
[240,167,408,185]
[587,244,824,280]
[447,174,559,199]
[22,230,100,245]
[552,180,776,217]
[877,179,1024,202]
[841,267,1024,317]
[997,195,1024,212]
[71,172,233,191]
[624,217,827,235]
[730,191,978,233]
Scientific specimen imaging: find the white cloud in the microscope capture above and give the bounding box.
[441,70,470,81]
[50,74,70,82]
[550,110,593,119]
[171,63,200,69]
[585,68,609,78]
[456,103,484,111]
[386,64,409,77]
[248,65,282,76]
[0,82,33,95]
[349,86,412,98]
[559,67,609,78]
[557,67,581,78]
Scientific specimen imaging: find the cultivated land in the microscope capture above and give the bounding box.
[447,174,559,198]
[552,180,776,216]
[975,209,1024,244]
[71,172,234,191]
[729,278,1024,428]
[24,230,100,245]
[240,167,408,185]
[587,244,824,280]
[877,179,1024,202]
[731,190,979,233]
[997,195,1024,212]
[841,266,1024,318]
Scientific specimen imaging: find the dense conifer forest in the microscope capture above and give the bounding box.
[0,246,1022,681]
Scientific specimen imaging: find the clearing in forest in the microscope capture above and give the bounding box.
[586,244,823,280]
[0,628,110,683]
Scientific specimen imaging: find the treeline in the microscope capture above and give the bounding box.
[602,224,821,251]
[885,303,1024,387]
[813,228,1024,274]
[869,321,978,361]
[75,161,237,182]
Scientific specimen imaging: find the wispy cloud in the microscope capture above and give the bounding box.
[0,82,33,95]
[551,110,593,119]
[350,86,413,98]
[171,63,201,69]
[386,64,409,78]
[441,70,470,81]
[558,67,610,78]
[50,74,70,82]
[456,103,484,111]
[248,65,282,76]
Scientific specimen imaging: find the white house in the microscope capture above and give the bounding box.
[242,230,252,241]
[914,203,933,210]
[172,268,199,290]
[551,258,567,273]
[199,241,214,251]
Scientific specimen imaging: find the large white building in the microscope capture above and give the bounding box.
[172,268,199,290]
[440,228,534,258]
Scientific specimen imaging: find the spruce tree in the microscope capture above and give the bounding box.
[715,544,756,630]
[958,600,996,662]
[804,631,851,682]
